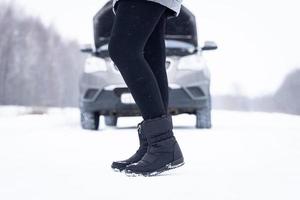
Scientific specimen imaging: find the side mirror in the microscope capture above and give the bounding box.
[80,44,93,53]
[202,41,218,51]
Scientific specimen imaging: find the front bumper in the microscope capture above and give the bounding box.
[79,85,211,116]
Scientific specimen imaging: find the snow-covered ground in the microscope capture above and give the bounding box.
[0,107,300,200]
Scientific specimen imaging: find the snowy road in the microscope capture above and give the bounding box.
[0,107,300,200]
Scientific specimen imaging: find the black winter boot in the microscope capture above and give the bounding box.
[124,114,184,177]
[111,120,148,172]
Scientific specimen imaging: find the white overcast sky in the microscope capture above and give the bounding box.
[2,0,300,97]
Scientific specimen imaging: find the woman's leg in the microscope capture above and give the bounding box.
[108,0,167,120]
[144,12,169,112]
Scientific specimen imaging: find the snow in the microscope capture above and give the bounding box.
[0,107,300,200]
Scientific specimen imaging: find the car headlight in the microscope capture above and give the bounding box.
[84,56,107,73]
[177,54,207,71]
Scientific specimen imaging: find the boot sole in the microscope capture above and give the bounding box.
[112,168,123,173]
[124,157,185,177]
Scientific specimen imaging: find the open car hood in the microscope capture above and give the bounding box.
[93,0,198,57]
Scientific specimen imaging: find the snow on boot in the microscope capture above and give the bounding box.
[111,121,148,172]
[124,114,184,177]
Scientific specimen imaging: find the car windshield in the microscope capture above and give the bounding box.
[96,39,196,53]
[165,40,196,53]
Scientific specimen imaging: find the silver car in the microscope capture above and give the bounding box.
[79,1,217,130]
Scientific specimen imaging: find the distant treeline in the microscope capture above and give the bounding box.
[213,69,300,115]
[0,2,85,107]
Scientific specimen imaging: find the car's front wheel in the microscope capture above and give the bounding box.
[80,111,100,130]
[104,115,118,126]
[196,107,211,129]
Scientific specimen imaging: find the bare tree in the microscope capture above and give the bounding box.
[0,2,85,107]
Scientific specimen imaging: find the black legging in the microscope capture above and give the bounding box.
[108,0,169,120]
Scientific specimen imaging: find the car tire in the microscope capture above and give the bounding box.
[104,115,118,126]
[80,111,100,130]
[196,107,211,129]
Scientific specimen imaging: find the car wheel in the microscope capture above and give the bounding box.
[80,111,100,130]
[104,116,118,126]
[196,107,211,129]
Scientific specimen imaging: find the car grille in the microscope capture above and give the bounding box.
[112,59,172,72]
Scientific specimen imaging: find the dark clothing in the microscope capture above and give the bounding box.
[108,0,169,120]
[124,113,184,176]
